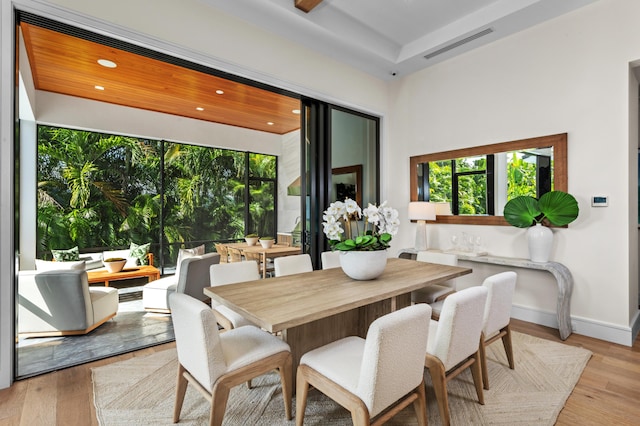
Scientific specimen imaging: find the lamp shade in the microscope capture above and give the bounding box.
[408,202,436,221]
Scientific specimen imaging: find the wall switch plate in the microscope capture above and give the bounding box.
[591,196,608,207]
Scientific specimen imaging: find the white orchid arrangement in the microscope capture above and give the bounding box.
[322,198,400,251]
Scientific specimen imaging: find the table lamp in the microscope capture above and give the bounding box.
[408,202,436,251]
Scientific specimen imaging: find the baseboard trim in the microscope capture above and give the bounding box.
[511,304,635,347]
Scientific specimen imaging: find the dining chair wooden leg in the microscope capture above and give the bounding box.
[173,364,189,423]
[412,381,429,426]
[278,353,293,420]
[502,324,515,369]
[425,354,451,426]
[479,333,490,390]
[470,351,485,405]
[210,383,231,426]
[295,371,310,426]
[480,324,516,390]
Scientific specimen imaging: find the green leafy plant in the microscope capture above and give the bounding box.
[503,191,579,228]
[322,199,399,251]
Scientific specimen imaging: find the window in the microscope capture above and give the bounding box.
[37,125,277,271]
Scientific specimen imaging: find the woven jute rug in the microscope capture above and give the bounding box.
[92,331,591,425]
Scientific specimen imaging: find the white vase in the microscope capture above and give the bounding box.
[339,250,388,280]
[527,223,553,263]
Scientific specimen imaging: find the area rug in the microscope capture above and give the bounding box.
[92,331,591,425]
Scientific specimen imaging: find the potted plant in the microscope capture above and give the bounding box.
[503,190,579,262]
[322,198,399,280]
[259,236,275,248]
[103,257,127,273]
[245,233,259,246]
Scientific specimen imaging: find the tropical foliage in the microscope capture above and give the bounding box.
[428,151,546,213]
[503,191,579,228]
[36,126,276,265]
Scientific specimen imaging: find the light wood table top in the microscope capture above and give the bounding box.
[87,265,161,287]
[205,257,471,391]
[204,257,471,333]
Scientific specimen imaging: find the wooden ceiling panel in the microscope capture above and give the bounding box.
[21,23,301,135]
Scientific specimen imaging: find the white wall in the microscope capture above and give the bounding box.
[387,0,640,344]
[277,130,301,234]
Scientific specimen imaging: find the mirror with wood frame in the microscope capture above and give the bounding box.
[409,133,567,226]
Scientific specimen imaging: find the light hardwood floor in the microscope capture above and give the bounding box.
[1,319,639,425]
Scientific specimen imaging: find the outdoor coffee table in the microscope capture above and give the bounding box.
[87,265,161,287]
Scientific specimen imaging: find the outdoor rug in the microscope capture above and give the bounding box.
[92,331,591,425]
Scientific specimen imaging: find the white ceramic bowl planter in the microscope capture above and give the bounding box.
[103,258,127,273]
[339,250,388,280]
[245,236,259,246]
[259,238,275,249]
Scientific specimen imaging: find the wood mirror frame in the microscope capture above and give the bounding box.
[409,133,567,226]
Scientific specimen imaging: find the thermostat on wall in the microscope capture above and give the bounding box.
[591,196,608,207]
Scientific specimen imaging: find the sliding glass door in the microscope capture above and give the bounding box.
[300,100,380,268]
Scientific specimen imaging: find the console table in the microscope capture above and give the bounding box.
[398,248,574,340]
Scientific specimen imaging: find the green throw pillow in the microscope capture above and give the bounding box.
[51,246,80,262]
[129,242,151,265]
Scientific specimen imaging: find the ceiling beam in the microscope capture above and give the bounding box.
[295,0,323,13]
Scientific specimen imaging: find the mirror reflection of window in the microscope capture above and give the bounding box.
[420,147,553,217]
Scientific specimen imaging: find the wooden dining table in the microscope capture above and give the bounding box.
[204,257,472,389]
[222,242,302,278]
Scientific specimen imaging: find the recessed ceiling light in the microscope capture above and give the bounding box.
[216,90,224,95]
[94,85,105,91]
[196,107,204,111]
[292,109,301,114]
[267,122,274,126]
[97,59,117,68]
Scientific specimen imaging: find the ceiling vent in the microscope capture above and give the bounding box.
[424,27,494,60]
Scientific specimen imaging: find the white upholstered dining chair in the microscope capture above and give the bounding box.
[296,303,432,426]
[209,261,261,331]
[169,293,292,426]
[412,251,458,310]
[321,250,342,269]
[479,271,517,389]
[424,285,488,426]
[274,253,313,277]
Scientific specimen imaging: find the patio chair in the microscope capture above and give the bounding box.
[214,243,229,263]
[169,293,292,426]
[142,252,220,313]
[18,269,118,337]
[228,247,243,262]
